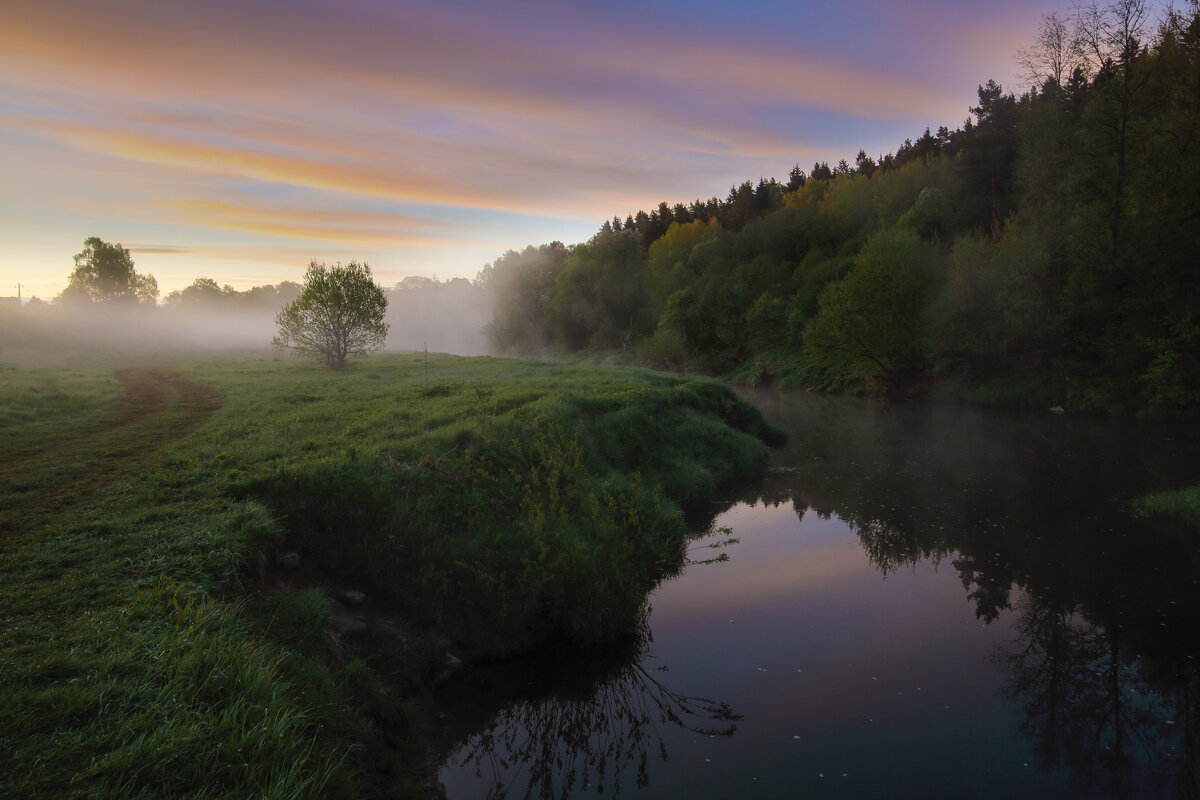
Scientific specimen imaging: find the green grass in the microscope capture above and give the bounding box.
[1133,485,1200,527]
[0,364,124,443]
[0,367,219,545]
[0,351,780,797]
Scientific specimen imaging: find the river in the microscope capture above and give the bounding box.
[435,390,1200,798]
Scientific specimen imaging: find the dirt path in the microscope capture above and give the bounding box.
[0,367,219,547]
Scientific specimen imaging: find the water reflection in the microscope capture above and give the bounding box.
[435,617,739,799]
[738,390,1200,798]
[439,390,1200,798]
[996,596,1175,797]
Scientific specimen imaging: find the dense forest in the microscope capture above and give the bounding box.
[486,1,1200,413]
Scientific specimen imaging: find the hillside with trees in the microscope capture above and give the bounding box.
[486,1,1200,413]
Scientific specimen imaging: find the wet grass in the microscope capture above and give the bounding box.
[0,367,219,547]
[0,351,779,797]
[1133,485,1200,527]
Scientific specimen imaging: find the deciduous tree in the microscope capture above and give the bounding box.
[273,260,388,369]
[62,237,158,305]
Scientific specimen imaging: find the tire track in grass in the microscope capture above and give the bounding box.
[0,367,219,550]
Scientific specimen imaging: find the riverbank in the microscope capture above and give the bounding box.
[437,383,1200,798]
[0,352,780,798]
[559,344,1200,418]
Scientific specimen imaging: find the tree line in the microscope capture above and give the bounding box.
[41,239,490,328]
[486,0,1200,413]
[40,237,308,313]
[28,237,494,357]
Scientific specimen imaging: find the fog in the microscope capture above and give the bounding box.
[383,277,493,356]
[0,279,497,366]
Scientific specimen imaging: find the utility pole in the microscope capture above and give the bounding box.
[15,283,21,301]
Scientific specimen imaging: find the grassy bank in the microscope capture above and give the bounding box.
[0,352,780,798]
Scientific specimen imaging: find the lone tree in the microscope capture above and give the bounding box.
[273,260,389,369]
[62,236,158,305]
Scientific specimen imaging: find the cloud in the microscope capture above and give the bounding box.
[11,113,646,218]
[166,199,464,247]
[125,242,342,265]
[125,245,191,255]
[0,0,1048,296]
[1,0,960,169]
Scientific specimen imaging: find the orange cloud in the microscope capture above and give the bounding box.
[3,0,1023,301]
[34,121,476,205]
[13,111,752,224]
[0,0,956,163]
[124,243,341,267]
[167,199,462,246]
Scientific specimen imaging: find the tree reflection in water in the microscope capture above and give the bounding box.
[997,596,1181,797]
[838,502,1198,797]
[438,391,1200,797]
[436,617,739,799]
[738,388,1200,796]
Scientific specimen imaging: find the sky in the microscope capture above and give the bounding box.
[0,0,1070,299]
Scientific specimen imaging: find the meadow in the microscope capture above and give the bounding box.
[0,348,781,798]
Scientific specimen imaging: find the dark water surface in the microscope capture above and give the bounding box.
[436,392,1200,798]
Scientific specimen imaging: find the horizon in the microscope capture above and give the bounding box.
[2,0,1079,299]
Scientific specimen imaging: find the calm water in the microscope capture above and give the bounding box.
[435,391,1200,799]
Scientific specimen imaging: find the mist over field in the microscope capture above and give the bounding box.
[383,277,493,356]
[0,278,495,364]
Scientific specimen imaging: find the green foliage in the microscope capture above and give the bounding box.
[802,226,945,391]
[477,4,1200,413]
[1133,484,1200,526]
[927,217,1059,378]
[746,291,789,353]
[646,218,722,314]
[1140,314,1200,409]
[178,276,238,306]
[547,228,653,350]
[484,243,568,353]
[62,236,158,306]
[211,356,776,653]
[818,173,882,243]
[635,324,689,367]
[162,279,303,311]
[273,261,389,370]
